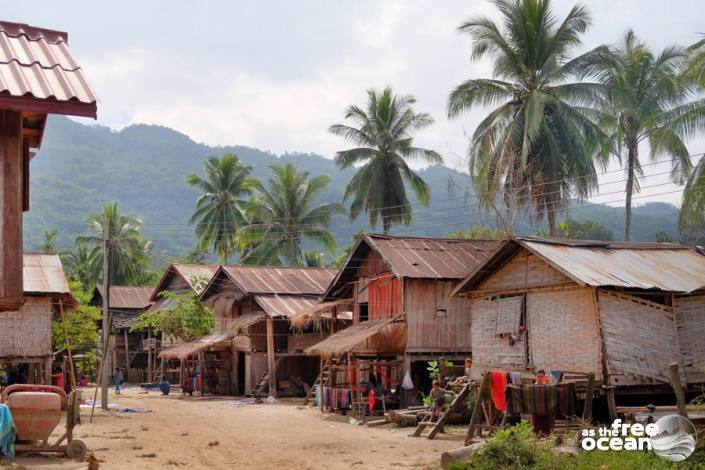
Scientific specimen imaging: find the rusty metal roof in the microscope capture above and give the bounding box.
[0,21,97,118]
[23,253,71,295]
[453,236,705,294]
[253,294,321,319]
[326,234,500,298]
[93,286,152,310]
[218,266,336,296]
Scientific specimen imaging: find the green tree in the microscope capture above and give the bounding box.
[447,226,509,240]
[62,240,99,290]
[447,0,605,236]
[677,38,705,231]
[303,250,328,267]
[333,229,366,268]
[52,281,102,373]
[36,228,59,253]
[558,219,613,240]
[186,153,255,264]
[238,163,344,266]
[77,203,153,286]
[133,290,214,342]
[329,87,442,234]
[582,31,697,240]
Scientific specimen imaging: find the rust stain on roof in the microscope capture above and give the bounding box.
[94,285,152,310]
[0,21,97,117]
[23,253,70,295]
[220,266,336,295]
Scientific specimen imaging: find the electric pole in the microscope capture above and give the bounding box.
[101,219,111,409]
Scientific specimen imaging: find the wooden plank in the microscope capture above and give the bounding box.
[266,317,277,397]
[669,362,688,418]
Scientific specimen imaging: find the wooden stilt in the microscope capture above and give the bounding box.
[266,317,277,398]
[123,328,130,382]
[605,385,617,421]
[582,372,595,421]
[669,362,688,418]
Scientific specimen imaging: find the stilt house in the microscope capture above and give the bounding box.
[90,286,153,382]
[167,266,337,397]
[0,253,75,383]
[0,21,96,311]
[305,234,499,408]
[451,237,705,411]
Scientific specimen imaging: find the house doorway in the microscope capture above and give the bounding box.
[237,352,246,395]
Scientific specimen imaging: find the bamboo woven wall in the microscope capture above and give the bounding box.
[477,249,571,293]
[599,291,681,385]
[674,294,705,384]
[527,287,602,375]
[0,296,52,357]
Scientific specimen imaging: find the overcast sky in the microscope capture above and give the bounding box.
[7,1,705,206]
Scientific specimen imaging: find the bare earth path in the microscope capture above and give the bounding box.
[10,386,465,470]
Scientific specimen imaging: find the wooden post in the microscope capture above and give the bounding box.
[582,372,595,421]
[320,355,325,412]
[123,328,130,382]
[100,220,111,409]
[465,374,487,445]
[605,385,617,421]
[266,317,277,397]
[147,326,153,383]
[669,362,688,418]
[0,110,23,311]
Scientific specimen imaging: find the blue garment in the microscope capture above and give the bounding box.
[0,404,17,459]
[159,380,171,396]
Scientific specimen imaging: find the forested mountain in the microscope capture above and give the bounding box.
[24,116,681,260]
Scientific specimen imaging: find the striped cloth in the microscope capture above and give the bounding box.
[505,383,576,418]
[0,404,16,459]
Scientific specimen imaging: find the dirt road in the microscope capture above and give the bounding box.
[11,386,465,469]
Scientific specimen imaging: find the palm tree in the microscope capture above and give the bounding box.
[582,31,697,240]
[186,153,254,264]
[677,37,705,231]
[447,0,605,236]
[77,203,151,285]
[36,228,59,253]
[329,87,442,234]
[62,240,99,289]
[238,163,344,266]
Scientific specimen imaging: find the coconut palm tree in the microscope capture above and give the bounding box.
[186,153,255,264]
[582,31,698,240]
[238,163,344,266]
[36,228,59,253]
[329,87,442,234]
[62,240,99,290]
[77,203,152,285]
[677,39,705,231]
[447,0,606,236]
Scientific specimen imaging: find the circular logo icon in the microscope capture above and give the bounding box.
[650,415,697,462]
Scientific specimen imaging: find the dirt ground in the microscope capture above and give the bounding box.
[7,386,466,470]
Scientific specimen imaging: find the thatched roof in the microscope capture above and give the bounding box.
[304,317,406,357]
[289,298,354,329]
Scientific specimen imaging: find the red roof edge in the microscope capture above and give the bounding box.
[0,94,96,119]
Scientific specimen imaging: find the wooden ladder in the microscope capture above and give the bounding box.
[249,356,285,397]
[412,382,472,439]
[303,357,334,405]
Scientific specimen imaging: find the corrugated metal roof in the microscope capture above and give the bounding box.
[254,294,321,319]
[0,21,97,117]
[94,285,152,310]
[23,253,70,294]
[325,234,500,298]
[453,236,705,294]
[368,234,500,279]
[221,266,336,295]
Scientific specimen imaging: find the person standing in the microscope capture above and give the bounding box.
[114,367,124,395]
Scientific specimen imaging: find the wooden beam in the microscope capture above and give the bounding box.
[582,372,595,421]
[669,362,688,418]
[0,110,23,311]
[266,317,277,397]
[124,328,130,381]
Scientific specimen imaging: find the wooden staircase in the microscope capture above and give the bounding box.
[302,357,337,405]
[249,356,285,397]
[412,381,472,439]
